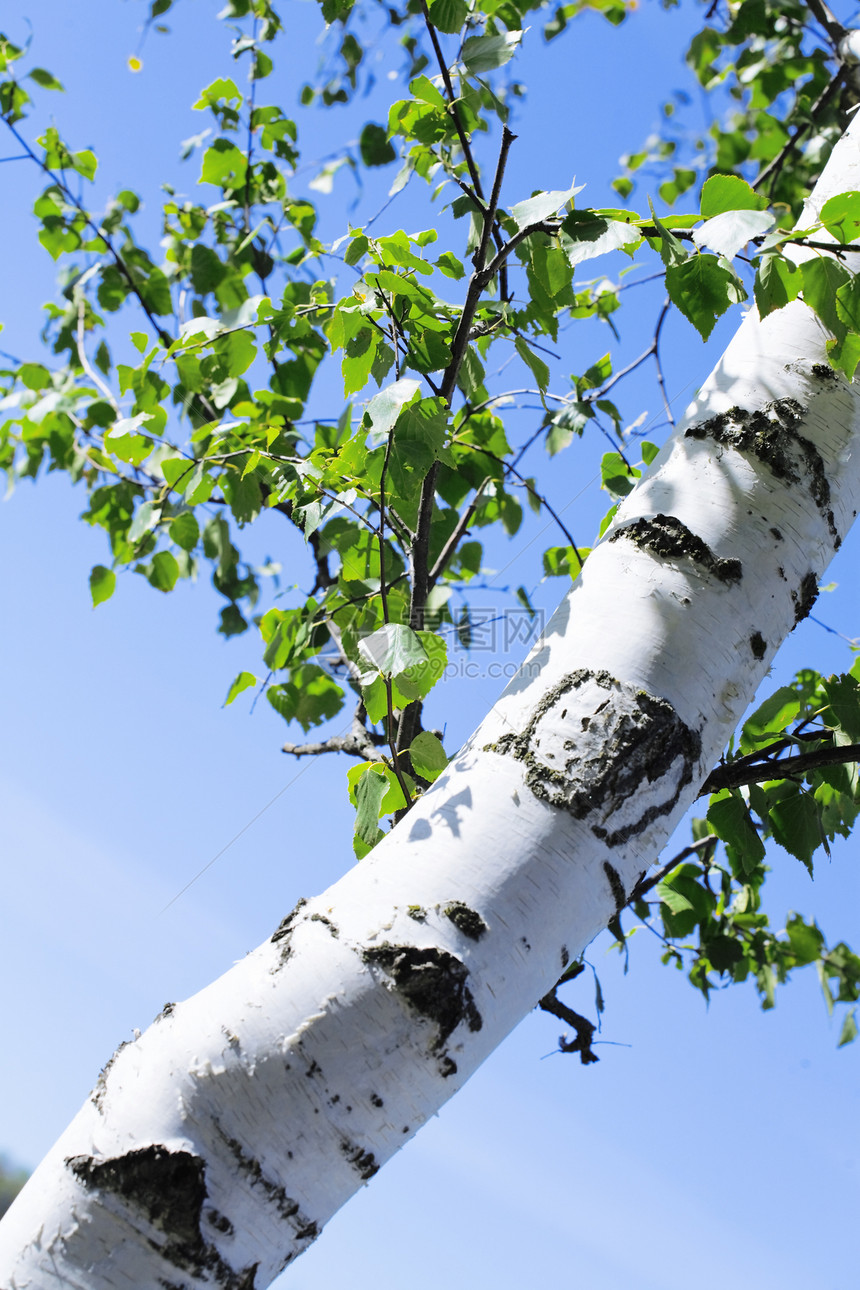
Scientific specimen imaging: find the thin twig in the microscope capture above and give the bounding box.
[753,66,848,195]
[76,299,119,410]
[652,296,675,428]
[427,476,491,589]
[627,835,719,905]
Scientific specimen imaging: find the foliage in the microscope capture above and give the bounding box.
[2,0,860,1047]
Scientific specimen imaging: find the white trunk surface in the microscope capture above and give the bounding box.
[5,120,860,1290]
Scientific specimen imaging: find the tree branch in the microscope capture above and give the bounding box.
[701,740,860,794]
[538,989,599,1065]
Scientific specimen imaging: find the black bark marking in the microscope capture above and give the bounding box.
[310,912,339,937]
[770,527,783,540]
[90,1038,130,1111]
[214,1123,318,1244]
[67,1146,206,1250]
[438,1055,458,1078]
[370,1093,384,1107]
[685,398,839,544]
[811,362,838,381]
[603,862,627,912]
[270,897,308,966]
[70,1147,259,1288]
[560,945,569,969]
[362,943,482,1049]
[340,1141,379,1180]
[792,570,819,624]
[443,901,488,940]
[609,513,742,584]
[206,1209,234,1236]
[154,1001,176,1023]
[750,631,767,660]
[486,670,701,846]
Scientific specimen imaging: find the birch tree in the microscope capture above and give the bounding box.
[2,0,860,1285]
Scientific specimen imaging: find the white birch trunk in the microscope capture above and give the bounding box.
[4,118,860,1290]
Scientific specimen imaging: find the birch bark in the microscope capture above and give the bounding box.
[3,116,860,1290]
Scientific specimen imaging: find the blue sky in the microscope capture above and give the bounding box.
[1,2,858,1286]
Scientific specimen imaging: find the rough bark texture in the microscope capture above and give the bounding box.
[3,118,860,1290]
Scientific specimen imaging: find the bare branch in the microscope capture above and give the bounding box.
[701,741,860,794]
[538,990,599,1065]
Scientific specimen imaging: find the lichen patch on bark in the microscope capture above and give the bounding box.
[609,513,742,584]
[486,670,701,847]
[443,901,488,940]
[684,398,839,544]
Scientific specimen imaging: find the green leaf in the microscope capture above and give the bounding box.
[511,180,584,231]
[365,378,421,442]
[542,545,587,577]
[169,511,200,551]
[267,665,344,732]
[200,139,248,190]
[823,673,860,741]
[461,30,524,74]
[410,731,448,782]
[358,622,428,677]
[514,336,550,391]
[641,440,659,466]
[600,450,639,498]
[801,257,851,336]
[89,564,116,607]
[741,685,800,749]
[147,550,180,592]
[225,671,257,705]
[561,211,640,265]
[769,791,820,872]
[835,274,860,335]
[359,122,396,167]
[193,77,242,110]
[352,763,389,845]
[393,630,447,703]
[128,500,161,544]
[344,233,369,266]
[435,250,465,280]
[692,208,774,259]
[700,174,766,218]
[428,0,468,34]
[645,203,687,268]
[29,67,64,90]
[754,253,801,318]
[785,914,824,965]
[665,255,746,341]
[820,191,860,244]
[707,789,765,875]
[18,363,51,391]
[410,75,446,111]
[838,1007,858,1047]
